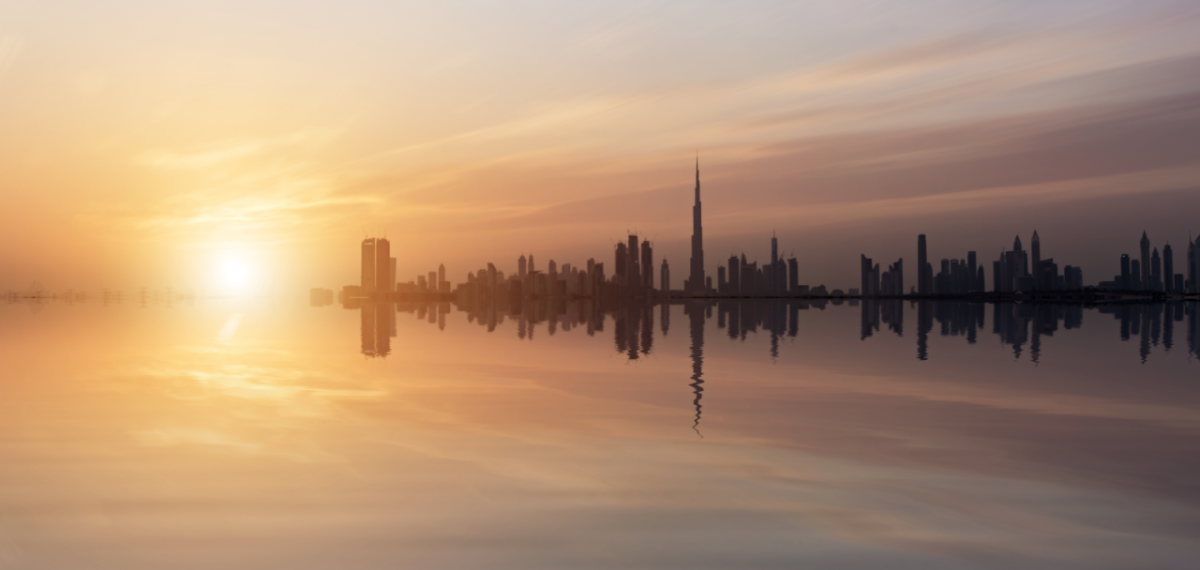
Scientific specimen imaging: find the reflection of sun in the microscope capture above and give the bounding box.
[218,252,257,296]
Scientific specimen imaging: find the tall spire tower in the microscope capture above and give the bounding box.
[687,157,707,293]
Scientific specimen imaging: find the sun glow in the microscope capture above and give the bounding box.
[216,252,259,296]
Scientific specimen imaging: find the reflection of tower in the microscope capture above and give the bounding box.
[917,301,932,360]
[360,303,394,358]
[361,303,376,357]
[660,301,670,336]
[686,159,707,293]
[378,303,393,357]
[686,302,706,436]
[1139,305,1151,363]
[861,300,879,340]
[641,303,654,355]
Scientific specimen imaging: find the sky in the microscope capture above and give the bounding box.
[2,0,1200,294]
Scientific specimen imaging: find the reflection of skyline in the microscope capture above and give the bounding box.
[346,296,1200,366]
[341,296,1200,435]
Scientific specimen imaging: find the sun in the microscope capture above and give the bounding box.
[217,252,258,296]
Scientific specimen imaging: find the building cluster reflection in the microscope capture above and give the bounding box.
[326,297,1200,436]
[348,297,1200,371]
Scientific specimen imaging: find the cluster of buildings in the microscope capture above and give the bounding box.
[863,232,1084,297]
[331,161,1200,304]
[1098,233,1200,293]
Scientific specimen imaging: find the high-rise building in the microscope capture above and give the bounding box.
[641,240,654,290]
[627,234,641,293]
[374,238,391,295]
[1192,236,1200,293]
[1190,239,1197,293]
[728,255,741,295]
[686,159,707,293]
[1164,244,1174,293]
[438,264,447,291]
[917,234,929,294]
[518,255,527,280]
[1151,247,1162,292]
[967,251,977,292]
[1031,230,1041,289]
[390,258,397,294]
[1120,254,1131,290]
[770,233,779,294]
[1140,231,1151,291]
[615,241,627,287]
[787,258,798,294]
[1131,259,1141,291]
[861,254,876,296]
[361,238,377,295]
[660,259,670,294]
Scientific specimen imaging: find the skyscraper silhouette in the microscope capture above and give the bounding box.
[686,159,706,294]
[1031,230,1041,290]
[1164,244,1174,293]
[1121,254,1131,290]
[1140,231,1151,291]
[917,234,929,294]
[375,238,392,295]
[641,240,654,290]
[361,238,377,296]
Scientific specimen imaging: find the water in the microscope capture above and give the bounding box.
[1,298,1197,569]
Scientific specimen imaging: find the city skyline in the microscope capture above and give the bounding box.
[338,163,1200,301]
[4,2,1200,293]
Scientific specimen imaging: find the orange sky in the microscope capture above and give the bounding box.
[3,1,1200,294]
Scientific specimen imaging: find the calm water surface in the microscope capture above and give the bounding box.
[1,299,1197,569]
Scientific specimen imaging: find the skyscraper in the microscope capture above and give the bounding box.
[728,254,740,295]
[770,233,778,295]
[1190,239,1197,293]
[787,257,798,294]
[615,241,627,288]
[641,240,654,290]
[660,259,670,294]
[1164,244,1174,293]
[375,238,391,295]
[917,234,929,294]
[1140,231,1151,291]
[361,238,377,295]
[1121,254,1131,290]
[438,264,446,291]
[628,235,642,293]
[1193,236,1200,293]
[1151,247,1162,292]
[1031,230,1041,289]
[967,251,977,292]
[686,159,706,293]
[518,254,527,280]
[861,254,876,296]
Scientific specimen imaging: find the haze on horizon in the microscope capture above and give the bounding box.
[2,0,1200,295]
